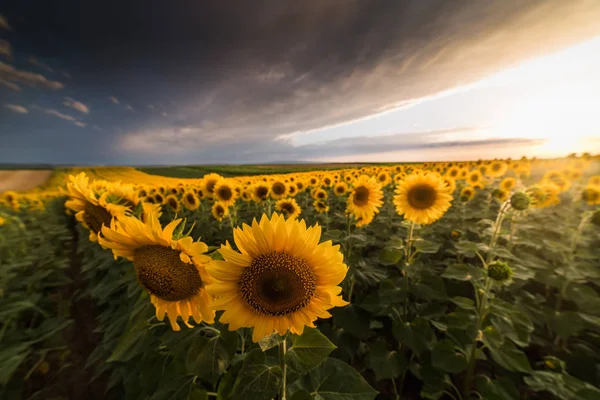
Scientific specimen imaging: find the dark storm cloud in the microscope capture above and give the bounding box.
[1,1,600,163]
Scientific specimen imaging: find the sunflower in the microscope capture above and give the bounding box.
[312,188,328,201]
[182,191,200,211]
[287,184,298,197]
[500,177,516,192]
[275,198,302,219]
[445,167,461,179]
[492,188,509,202]
[376,171,392,186]
[582,184,600,205]
[313,199,329,213]
[443,177,457,193]
[588,176,600,186]
[528,183,561,208]
[460,186,476,202]
[98,215,214,330]
[295,180,307,193]
[240,190,252,202]
[467,170,483,186]
[154,193,165,204]
[321,175,334,187]
[543,171,571,192]
[211,202,229,221]
[251,183,271,203]
[270,179,288,200]
[333,182,349,197]
[165,194,180,212]
[308,176,320,187]
[213,179,238,207]
[202,173,223,198]
[393,172,453,225]
[205,213,348,342]
[64,172,129,242]
[487,161,508,178]
[346,175,383,222]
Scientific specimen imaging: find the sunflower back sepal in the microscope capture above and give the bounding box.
[258,332,286,352]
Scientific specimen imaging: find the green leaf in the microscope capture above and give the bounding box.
[378,247,403,266]
[331,305,371,339]
[475,375,520,400]
[450,296,475,310]
[0,344,30,385]
[366,341,407,381]
[296,357,378,400]
[186,329,238,385]
[231,349,283,400]
[149,375,198,400]
[550,311,585,339]
[107,315,150,362]
[285,328,336,375]
[487,341,531,373]
[441,264,484,281]
[431,339,468,373]
[393,317,436,357]
[413,239,441,254]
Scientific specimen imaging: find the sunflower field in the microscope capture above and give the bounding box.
[1,155,600,400]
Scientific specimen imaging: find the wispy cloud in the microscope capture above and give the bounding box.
[33,106,86,127]
[124,104,134,111]
[0,15,10,30]
[0,79,19,91]
[4,104,28,114]
[27,56,54,73]
[63,97,90,114]
[0,61,63,90]
[109,96,120,104]
[0,40,12,60]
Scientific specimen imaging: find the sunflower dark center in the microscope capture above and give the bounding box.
[450,170,458,177]
[492,164,501,171]
[240,251,316,316]
[217,186,233,201]
[168,198,179,209]
[407,184,437,210]
[353,186,370,206]
[470,174,479,182]
[215,205,225,216]
[186,194,196,204]
[255,186,269,200]
[133,245,203,301]
[272,182,286,195]
[336,186,344,194]
[280,202,296,215]
[83,202,113,233]
[378,175,386,182]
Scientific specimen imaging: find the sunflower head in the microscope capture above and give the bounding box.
[99,214,215,330]
[206,213,348,342]
[214,179,238,207]
[165,194,180,212]
[346,175,383,222]
[500,177,516,192]
[467,170,483,186]
[275,198,302,219]
[202,173,223,198]
[333,182,348,196]
[487,261,513,283]
[270,180,288,199]
[211,202,229,221]
[393,172,453,225]
[182,191,200,211]
[582,185,600,205]
[313,199,329,213]
[460,186,476,202]
[492,188,508,202]
[510,192,530,211]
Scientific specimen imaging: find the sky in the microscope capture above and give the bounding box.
[1,0,600,165]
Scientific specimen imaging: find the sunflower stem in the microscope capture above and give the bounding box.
[280,338,287,400]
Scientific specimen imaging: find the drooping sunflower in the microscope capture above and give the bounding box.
[205,213,348,342]
[63,172,129,242]
[182,190,200,211]
[275,198,302,219]
[500,177,517,192]
[270,179,288,200]
[213,179,238,207]
[333,182,349,197]
[346,175,383,222]
[98,214,214,330]
[211,202,229,221]
[202,173,223,198]
[393,172,453,225]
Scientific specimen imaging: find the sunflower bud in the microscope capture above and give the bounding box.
[510,192,530,211]
[487,261,513,282]
[592,209,600,227]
